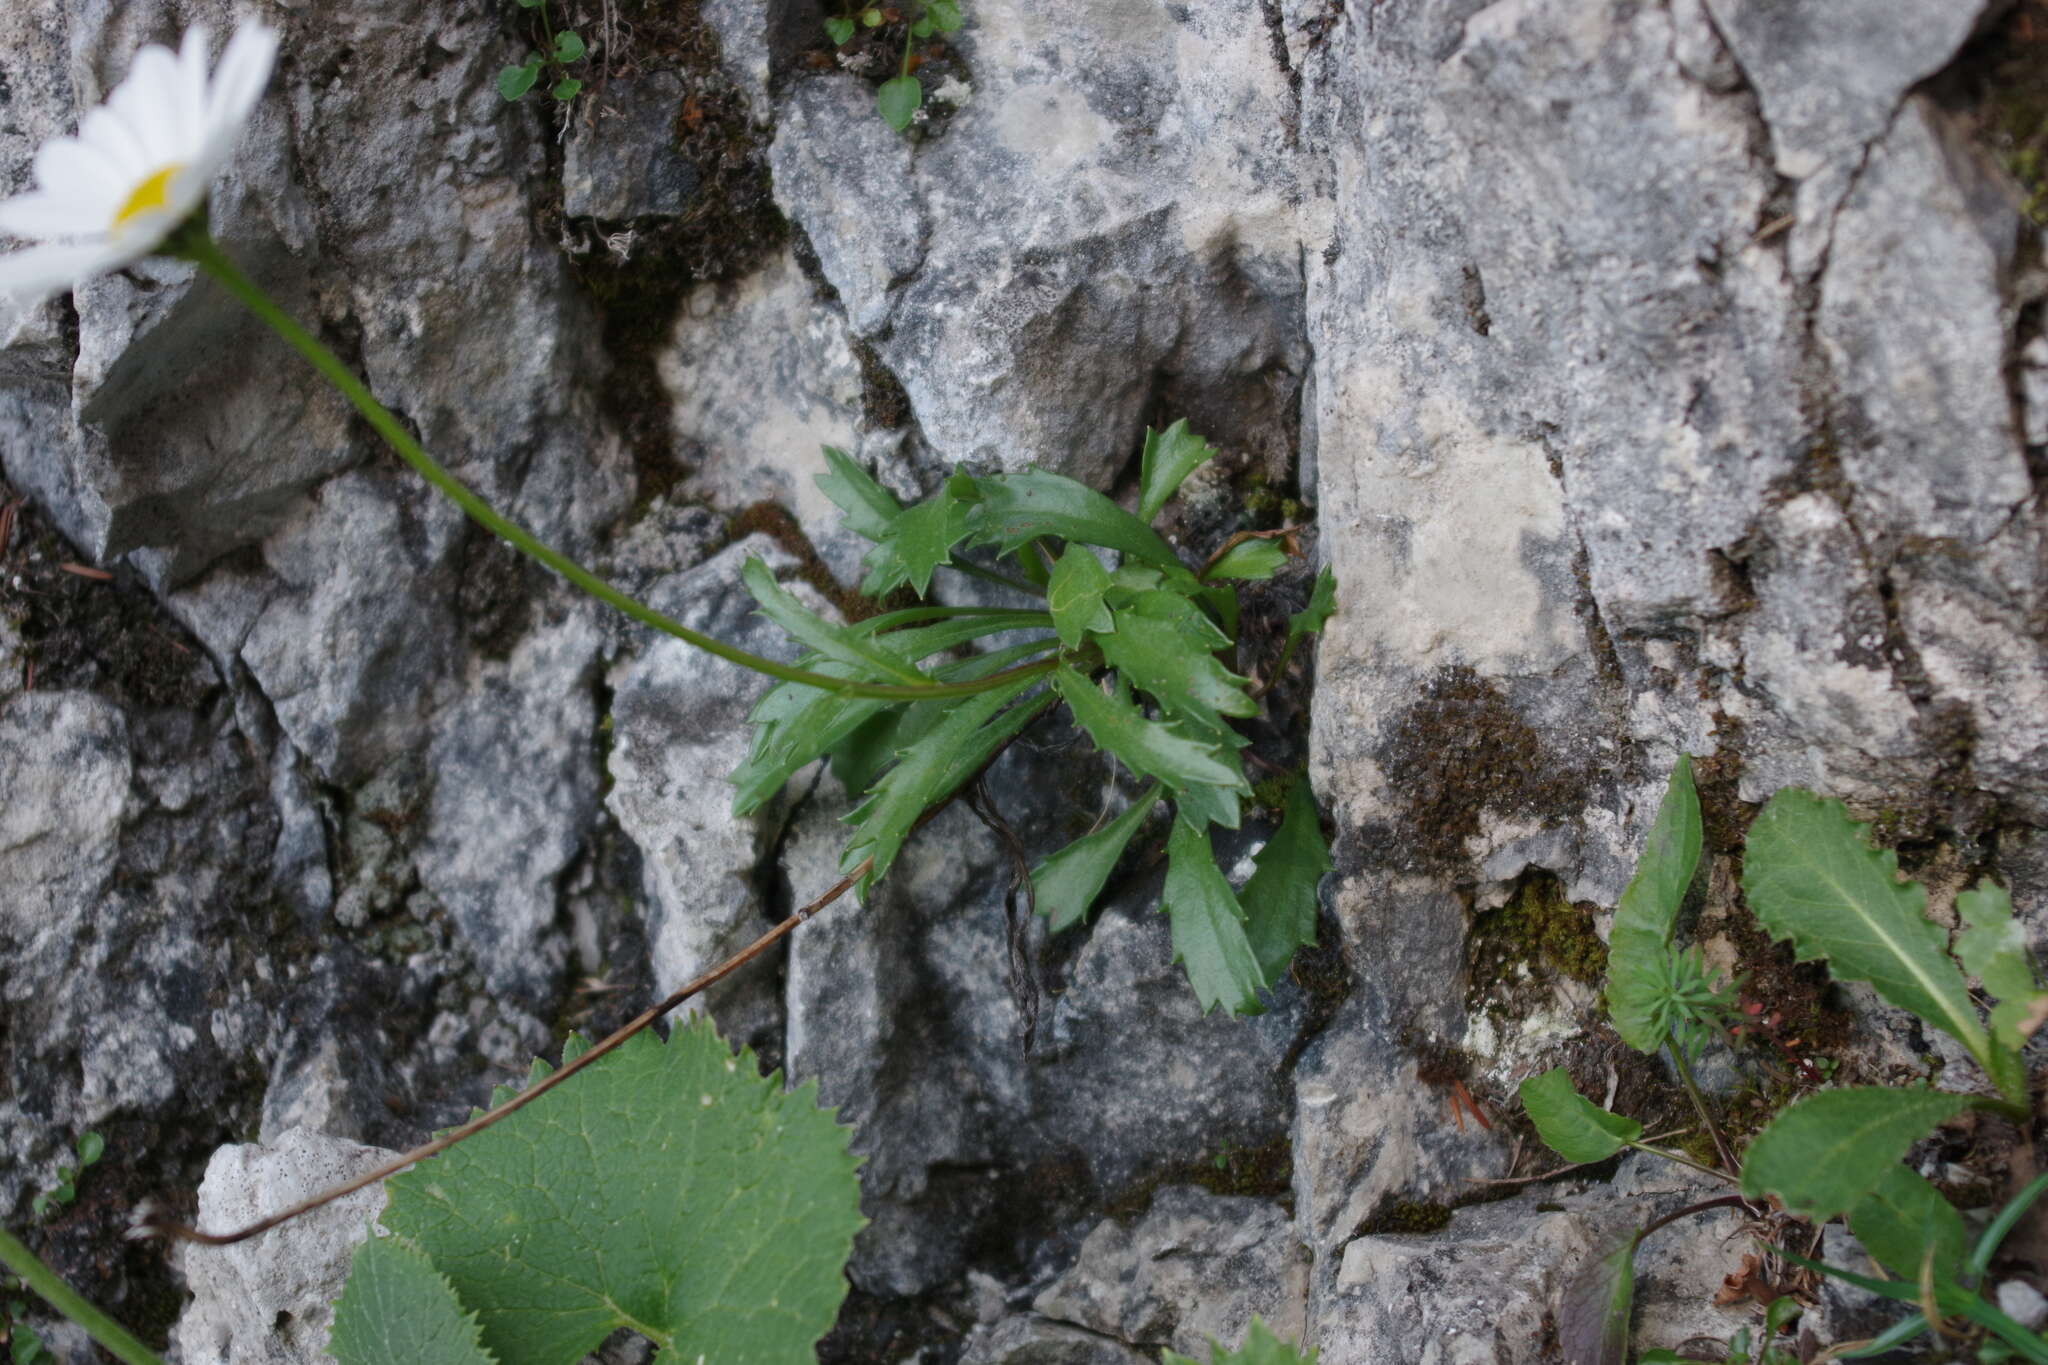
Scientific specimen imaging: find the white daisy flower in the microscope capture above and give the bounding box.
[0,22,280,304]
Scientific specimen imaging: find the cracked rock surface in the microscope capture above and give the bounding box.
[3,0,2045,1361]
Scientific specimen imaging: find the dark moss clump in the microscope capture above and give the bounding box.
[1196,1135,1295,1201]
[852,339,912,429]
[1468,873,1608,997]
[1377,667,1586,871]
[725,500,911,623]
[1355,1195,1453,1237]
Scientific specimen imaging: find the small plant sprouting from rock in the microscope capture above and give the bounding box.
[822,0,966,130]
[1162,1318,1317,1364]
[1519,758,2048,1363]
[497,0,587,104]
[29,1132,103,1222]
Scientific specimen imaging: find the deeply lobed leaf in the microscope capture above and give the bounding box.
[1138,419,1220,524]
[1162,819,1265,1016]
[1095,591,1256,740]
[1052,666,1246,806]
[740,557,931,686]
[1032,783,1162,932]
[1239,779,1329,984]
[1047,544,1114,650]
[963,470,1195,586]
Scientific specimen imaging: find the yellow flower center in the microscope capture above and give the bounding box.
[111,165,184,232]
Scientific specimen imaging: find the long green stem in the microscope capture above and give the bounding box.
[1666,1045,1740,1179]
[1627,1139,1739,1186]
[0,1226,166,1365]
[171,229,1036,702]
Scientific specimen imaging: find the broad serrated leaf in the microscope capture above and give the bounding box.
[1033,783,1162,932]
[1606,756,1704,1052]
[817,447,903,542]
[964,470,1195,584]
[1742,791,1992,1084]
[1205,538,1289,582]
[331,1235,499,1365]
[1240,779,1329,983]
[1739,1087,1975,1221]
[863,485,973,596]
[877,75,922,130]
[842,674,1051,888]
[741,557,930,686]
[1161,1318,1318,1364]
[1138,420,1220,523]
[1096,592,1255,739]
[1173,762,1246,834]
[1052,666,1243,798]
[380,1022,863,1365]
[1957,881,2046,1058]
[1048,545,1114,649]
[1163,819,1265,1016]
[1287,567,1336,641]
[1556,1232,1638,1365]
[1518,1067,1642,1164]
[1849,1164,1966,1284]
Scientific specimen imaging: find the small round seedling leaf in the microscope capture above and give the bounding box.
[824,16,857,44]
[380,1020,864,1365]
[926,0,965,31]
[861,7,884,24]
[74,1132,104,1166]
[496,63,540,101]
[552,30,586,62]
[551,76,583,101]
[877,76,923,131]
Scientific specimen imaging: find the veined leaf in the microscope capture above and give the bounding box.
[877,75,922,131]
[1849,1164,1966,1285]
[817,446,903,541]
[1138,419,1220,524]
[378,1022,863,1365]
[1161,1318,1318,1364]
[330,1235,499,1365]
[1163,819,1265,1016]
[822,638,1056,798]
[1033,783,1162,932]
[1240,779,1329,983]
[1047,544,1115,649]
[1957,880,2047,1058]
[964,470,1195,584]
[1097,591,1255,739]
[1204,538,1289,582]
[1173,762,1246,834]
[1742,791,1992,1087]
[1287,566,1337,642]
[1518,1067,1642,1164]
[1556,1232,1639,1365]
[1052,665,1245,798]
[862,483,973,597]
[842,674,1053,888]
[1606,756,1704,1052]
[740,557,930,686]
[1739,1087,1974,1221]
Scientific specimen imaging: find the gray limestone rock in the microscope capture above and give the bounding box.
[962,1316,1152,1365]
[564,74,700,221]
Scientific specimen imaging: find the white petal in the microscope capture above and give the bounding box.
[32,136,128,221]
[205,24,279,142]
[0,240,135,304]
[109,44,187,166]
[77,106,151,184]
[0,192,102,242]
[177,27,213,160]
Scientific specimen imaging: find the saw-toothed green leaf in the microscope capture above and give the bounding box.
[1163,818,1265,1016]
[1742,791,1998,1097]
[740,557,930,686]
[1556,1232,1638,1365]
[1204,538,1289,582]
[1956,880,2046,1061]
[1047,544,1114,649]
[1137,419,1220,523]
[824,637,1057,798]
[1605,755,1704,1052]
[1032,783,1163,932]
[1162,1318,1318,1364]
[1849,1164,1966,1284]
[1052,665,1244,800]
[1096,592,1255,739]
[330,1235,499,1365]
[841,673,1053,888]
[1286,567,1336,644]
[1740,1087,1975,1221]
[1240,778,1330,983]
[376,1021,863,1365]
[862,483,973,596]
[964,470,1196,585]
[816,446,902,542]
[1517,1067,1641,1164]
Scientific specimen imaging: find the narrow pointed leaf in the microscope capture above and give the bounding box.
[1286,566,1337,642]
[1556,1232,1639,1365]
[1240,780,1330,983]
[379,1021,863,1365]
[1163,819,1265,1015]
[1032,783,1162,932]
[1518,1067,1642,1164]
[816,446,903,542]
[1739,1087,1974,1221]
[1173,767,1245,834]
[1606,756,1704,1051]
[331,1235,500,1365]
[1096,591,1255,738]
[741,557,931,685]
[1138,419,1221,523]
[1742,791,1990,1078]
[964,470,1196,585]
[1047,544,1115,649]
[841,675,1052,888]
[1205,539,1289,582]
[1052,666,1244,796]
[1849,1164,1966,1284]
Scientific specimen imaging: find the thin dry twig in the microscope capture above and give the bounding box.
[1463,1126,1696,1187]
